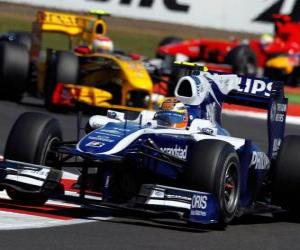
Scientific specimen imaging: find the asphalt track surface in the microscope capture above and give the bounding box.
[1,98,300,250]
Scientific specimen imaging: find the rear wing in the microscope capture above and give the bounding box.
[30,10,108,63]
[34,10,108,37]
[226,75,287,160]
[173,62,287,159]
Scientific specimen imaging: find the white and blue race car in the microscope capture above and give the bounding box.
[0,63,299,228]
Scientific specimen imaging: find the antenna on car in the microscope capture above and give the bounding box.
[124,111,128,134]
[139,114,143,128]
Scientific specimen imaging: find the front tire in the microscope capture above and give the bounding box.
[185,140,240,225]
[4,112,63,205]
[5,112,62,165]
[44,51,79,111]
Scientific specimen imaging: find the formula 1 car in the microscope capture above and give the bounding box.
[1,63,299,228]
[0,10,155,111]
[156,14,300,86]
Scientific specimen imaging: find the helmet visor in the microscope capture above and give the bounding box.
[155,110,187,127]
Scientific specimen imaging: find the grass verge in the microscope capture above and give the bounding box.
[0,16,161,57]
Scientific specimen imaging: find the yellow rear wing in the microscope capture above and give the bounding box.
[35,10,108,40]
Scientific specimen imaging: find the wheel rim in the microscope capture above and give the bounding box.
[41,137,60,166]
[223,163,239,213]
[245,61,256,75]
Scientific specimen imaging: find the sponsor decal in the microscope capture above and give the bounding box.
[270,103,287,123]
[100,129,122,135]
[191,195,207,209]
[250,151,270,170]
[238,78,273,97]
[89,135,115,142]
[87,0,190,13]
[86,141,105,148]
[160,145,188,160]
[277,103,287,112]
[272,138,282,157]
[88,136,114,142]
[94,131,121,138]
[275,113,285,122]
[190,194,207,216]
[201,127,214,135]
[254,0,300,23]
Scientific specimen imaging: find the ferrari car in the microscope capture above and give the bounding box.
[0,10,155,111]
[1,63,299,228]
[156,14,300,86]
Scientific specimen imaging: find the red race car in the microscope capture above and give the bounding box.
[157,14,300,80]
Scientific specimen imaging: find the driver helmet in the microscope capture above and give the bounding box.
[92,35,114,53]
[154,97,188,129]
[260,33,274,45]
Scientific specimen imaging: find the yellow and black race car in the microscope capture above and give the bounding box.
[0,10,156,111]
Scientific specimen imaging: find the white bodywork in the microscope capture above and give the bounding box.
[83,72,246,155]
[84,113,245,156]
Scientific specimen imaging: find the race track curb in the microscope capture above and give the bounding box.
[223,103,300,125]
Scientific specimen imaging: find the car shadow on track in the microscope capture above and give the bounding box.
[232,213,300,226]
[95,211,300,233]
[0,198,113,221]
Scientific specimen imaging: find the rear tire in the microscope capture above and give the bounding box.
[288,67,300,87]
[4,112,63,205]
[158,36,183,47]
[185,140,240,226]
[156,36,183,67]
[44,51,79,111]
[225,45,257,76]
[0,42,29,101]
[272,135,300,213]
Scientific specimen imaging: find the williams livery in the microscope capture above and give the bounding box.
[0,64,299,228]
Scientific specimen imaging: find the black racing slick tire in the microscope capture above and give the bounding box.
[158,36,183,47]
[13,32,32,51]
[4,112,63,205]
[156,36,183,59]
[185,140,240,226]
[5,112,62,165]
[272,135,300,212]
[225,45,257,76]
[44,51,79,111]
[0,42,29,101]
[288,67,300,87]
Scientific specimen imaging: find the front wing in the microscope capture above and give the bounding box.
[0,157,220,224]
[51,83,152,112]
[134,184,220,224]
[0,158,62,194]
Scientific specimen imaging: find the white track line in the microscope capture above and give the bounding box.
[223,109,300,125]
